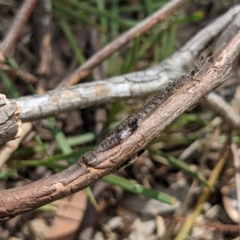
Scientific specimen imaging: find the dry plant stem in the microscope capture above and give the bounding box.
[164,128,221,239]
[16,5,240,122]
[33,0,53,94]
[201,93,240,132]
[58,0,189,87]
[163,129,221,239]
[175,144,229,240]
[230,143,240,228]
[0,123,32,168]
[0,64,38,83]
[200,12,240,132]
[162,180,199,240]
[0,165,89,222]
[213,10,240,56]
[0,0,38,58]
[35,0,52,77]
[0,94,22,145]
[1,29,240,221]
[162,215,240,233]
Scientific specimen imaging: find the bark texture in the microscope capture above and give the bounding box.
[0,94,22,145]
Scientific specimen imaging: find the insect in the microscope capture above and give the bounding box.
[79,74,192,167]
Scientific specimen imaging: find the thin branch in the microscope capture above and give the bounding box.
[201,93,240,132]
[230,143,240,225]
[57,0,189,87]
[1,28,240,221]
[0,123,32,168]
[0,0,38,59]
[0,94,22,145]
[0,65,37,83]
[200,11,240,132]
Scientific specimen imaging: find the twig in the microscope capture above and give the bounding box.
[0,0,38,59]
[1,28,240,221]
[0,0,38,168]
[0,66,37,83]
[57,0,189,87]
[230,143,240,230]
[0,94,22,145]
[162,214,240,233]
[201,93,240,132]
[0,123,32,168]
[200,11,240,132]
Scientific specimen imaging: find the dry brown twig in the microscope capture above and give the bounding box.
[0,0,38,169]
[230,143,240,226]
[202,93,240,132]
[1,27,240,221]
[57,0,189,87]
[0,0,38,59]
[162,214,240,233]
[201,12,240,132]
[0,65,38,83]
[0,123,32,168]
[0,0,39,84]
[0,94,22,146]
[1,0,240,226]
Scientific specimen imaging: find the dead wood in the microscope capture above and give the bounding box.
[0,94,22,146]
[0,28,240,221]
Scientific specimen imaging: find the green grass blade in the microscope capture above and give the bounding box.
[96,0,108,44]
[0,70,19,98]
[48,117,72,154]
[0,169,16,179]
[110,0,119,38]
[12,146,94,168]
[58,17,86,64]
[102,174,176,205]
[67,133,95,146]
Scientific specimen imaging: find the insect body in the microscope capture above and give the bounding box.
[80,75,191,167]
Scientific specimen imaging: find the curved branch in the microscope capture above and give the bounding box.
[1,28,240,221]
